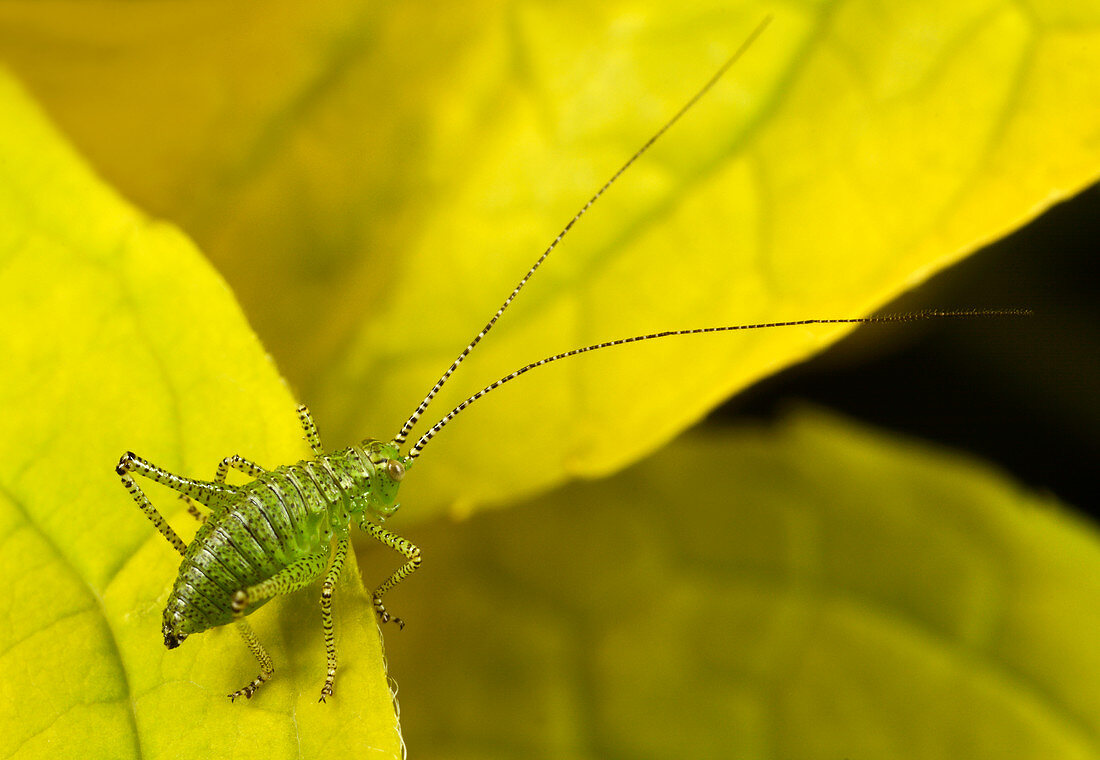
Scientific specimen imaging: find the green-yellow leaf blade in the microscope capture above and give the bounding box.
[0,70,401,760]
[385,409,1100,758]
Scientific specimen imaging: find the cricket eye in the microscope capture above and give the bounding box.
[386,459,406,482]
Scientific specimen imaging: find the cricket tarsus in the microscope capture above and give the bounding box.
[392,15,775,446]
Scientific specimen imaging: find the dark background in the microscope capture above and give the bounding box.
[717,181,1099,519]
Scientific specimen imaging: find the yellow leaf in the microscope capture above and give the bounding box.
[0,72,401,760]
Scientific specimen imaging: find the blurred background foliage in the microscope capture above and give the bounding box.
[1,1,1099,758]
[2,0,1098,517]
[727,181,1100,517]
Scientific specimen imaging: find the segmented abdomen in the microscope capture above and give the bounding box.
[163,451,374,636]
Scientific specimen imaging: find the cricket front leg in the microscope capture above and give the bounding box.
[359,521,421,628]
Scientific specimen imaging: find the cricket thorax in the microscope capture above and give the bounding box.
[331,439,410,521]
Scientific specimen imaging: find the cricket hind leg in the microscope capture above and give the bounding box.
[228,540,355,703]
[116,451,222,556]
[359,521,422,629]
[230,619,274,701]
[229,552,330,617]
[225,550,329,701]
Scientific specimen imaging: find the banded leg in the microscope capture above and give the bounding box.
[230,551,330,617]
[319,538,349,702]
[230,619,274,701]
[185,455,266,523]
[215,454,266,483]
[359,521,421,628]
[179,494,207,523]
[297,404,325,456]
[116,452,217,556]
[226,552,329,701]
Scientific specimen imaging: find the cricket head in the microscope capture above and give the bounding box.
[359,439,413,520]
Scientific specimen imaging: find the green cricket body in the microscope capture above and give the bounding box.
[118,424,420,701]
[161,441,410,647]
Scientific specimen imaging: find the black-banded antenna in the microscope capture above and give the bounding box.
[392,15,774,446]
[407,309,1031,457]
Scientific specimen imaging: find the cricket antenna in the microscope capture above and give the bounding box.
[392,15,774,446]
[408,309,1032,458]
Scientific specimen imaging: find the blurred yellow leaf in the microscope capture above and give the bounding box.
[385,409,1100,759]
[1,2,1098,518]
[0,71,400,760]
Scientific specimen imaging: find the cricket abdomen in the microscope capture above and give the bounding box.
[162,451,374,644]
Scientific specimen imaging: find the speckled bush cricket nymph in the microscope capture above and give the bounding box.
[115,17,1024,702]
